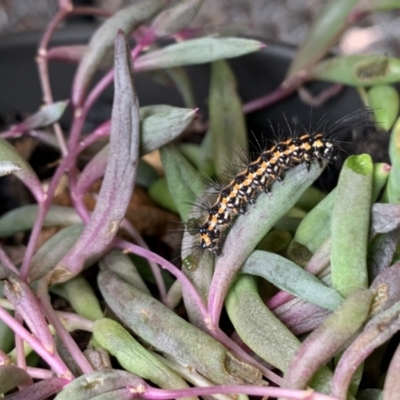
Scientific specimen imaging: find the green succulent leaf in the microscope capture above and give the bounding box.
[0,205,81,238]
[208,60,248,178]
[241,251,343,311]
[331,154,373,297]
[135,37,265,71]
[93,318,196,399]
[311,55,400,86]
[384,117,400,203]
[368,85,399,131]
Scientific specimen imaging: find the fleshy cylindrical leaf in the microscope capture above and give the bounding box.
[160,144,204,221]
[52,275,103,321]
[371,163,391,201]
[331,299,400,399]
[98,271,262,386]
[148,178,179,214]
[52,31,141,283]
[289,162,390,266]
[288,188,335,265]
[331,155,373,297]
[0,365,33,394]
[368,85,399,131]
[368,229,400,280]
[384,117,400,203]
[99,249,150,295]
[311,55,400,86]
[93,318,196,399]
[295,186,326,212]
[284,289,372,390]
[54,370,146,400]
[209,60,248,178]
[0,205,82,238]
[273,296,331,335]
[30,224,84,282]
[226,274,300,372]
[241,251,343,311]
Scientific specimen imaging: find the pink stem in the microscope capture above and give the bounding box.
[0,306,71,378]
[15,312,27,370]
[27,367,54,380]
[143,385,341,400]
[37,279,93,375]
[37,8,70,156]
[120,220,167,303]
[20,202,47,281]
[242,75,308,114]
[22,4,113,281]
[18,118,111,281]
[114,238,210,325]
[56,311,94,332]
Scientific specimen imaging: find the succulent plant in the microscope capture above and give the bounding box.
[1,1,400,400]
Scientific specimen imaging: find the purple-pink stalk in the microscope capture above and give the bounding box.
[37,279,93,375]
[115,238,210,323]
[15,312,27,370]
[0,305,71,378]
[120,220,168,303]
[139,384,341,400]
[36,5,111,156]
[26,367,54,380]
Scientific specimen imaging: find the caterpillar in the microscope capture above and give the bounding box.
[188,108,372,257]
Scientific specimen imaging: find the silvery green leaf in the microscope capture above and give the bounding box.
[135,37,265,71]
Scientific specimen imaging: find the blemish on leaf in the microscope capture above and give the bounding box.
[355,58,389,82]
[371,283,388,314]
[84,378,102,390]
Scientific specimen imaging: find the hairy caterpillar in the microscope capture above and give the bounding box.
[188,108,372,257]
